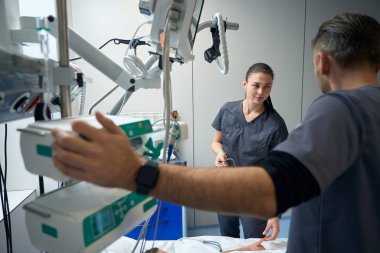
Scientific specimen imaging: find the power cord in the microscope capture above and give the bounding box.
[225,157,236,167]
[185,238,223,252]
[69,37,148,62]
[131,216,152,253]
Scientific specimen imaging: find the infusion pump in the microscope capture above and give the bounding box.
[19,115,164,181]
[19,115,163,253]
[24,181,157,253]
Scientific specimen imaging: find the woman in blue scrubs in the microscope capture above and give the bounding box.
[211,63,288,239]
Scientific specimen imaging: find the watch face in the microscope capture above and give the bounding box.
[136,161,159,195]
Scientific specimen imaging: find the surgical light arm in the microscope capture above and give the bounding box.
[58,23,161,92]
[11,15,161,96]
[198,14,239,74]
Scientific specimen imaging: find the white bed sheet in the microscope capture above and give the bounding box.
[102,236,287,253]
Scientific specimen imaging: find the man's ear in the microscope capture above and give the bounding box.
[319,52,331,75]
[242,79,247,88]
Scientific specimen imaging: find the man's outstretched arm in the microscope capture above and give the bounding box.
[52,112,277,219]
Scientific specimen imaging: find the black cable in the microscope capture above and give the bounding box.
[0,129,8,252]
[4,124,7,180]
[0,163,10,253]
[5,123,12,253]
[1,124,13,253]
[69,37,148,61]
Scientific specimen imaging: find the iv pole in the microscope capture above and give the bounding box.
[56,0,71,118]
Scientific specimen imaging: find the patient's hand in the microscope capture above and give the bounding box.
[144,248,167,253]
[222,237,266,252]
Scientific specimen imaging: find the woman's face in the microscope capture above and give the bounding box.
[243,72,273,105]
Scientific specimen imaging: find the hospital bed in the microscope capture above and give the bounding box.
[102,236,288,253]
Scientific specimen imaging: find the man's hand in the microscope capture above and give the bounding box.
[51,112,142,189]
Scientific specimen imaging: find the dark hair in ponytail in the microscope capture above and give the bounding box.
[245,62,274,81]
[265,96,274,113]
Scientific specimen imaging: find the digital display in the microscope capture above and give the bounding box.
[91,207,114,237]
[188,0,205,49]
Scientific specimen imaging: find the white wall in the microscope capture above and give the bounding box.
[302,0,380,116]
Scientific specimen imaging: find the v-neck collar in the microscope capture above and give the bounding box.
[240,100,266,123]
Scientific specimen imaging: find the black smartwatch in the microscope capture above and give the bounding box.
[135,160,159,195]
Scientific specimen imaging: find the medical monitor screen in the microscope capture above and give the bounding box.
[91,207,114,237]
[188,0,204,49]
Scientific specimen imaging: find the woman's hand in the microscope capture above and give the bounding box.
[212,131,228,167]
[262,217,280,241]
[215,151,228,167]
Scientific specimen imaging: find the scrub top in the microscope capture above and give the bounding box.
[212,100,288,166]
[274,86,380,252]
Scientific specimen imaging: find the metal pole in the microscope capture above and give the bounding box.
[56,0,72,118]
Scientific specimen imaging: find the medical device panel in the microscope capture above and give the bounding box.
[24,181,157,253]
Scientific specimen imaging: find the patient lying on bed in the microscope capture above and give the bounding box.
[144,237,267,252]
[103,235,287,253]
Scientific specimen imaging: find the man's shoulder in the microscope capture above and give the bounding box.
[312,86,380,111]
[327,86,380,101]
[310,92,346,110]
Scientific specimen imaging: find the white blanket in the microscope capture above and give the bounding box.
[102,236,287,253]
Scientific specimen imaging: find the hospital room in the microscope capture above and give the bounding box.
[1,0,380,252]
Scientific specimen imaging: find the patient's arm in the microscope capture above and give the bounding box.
[144,248,167,253]
[143,238,267,253]
[222,238,266,252]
